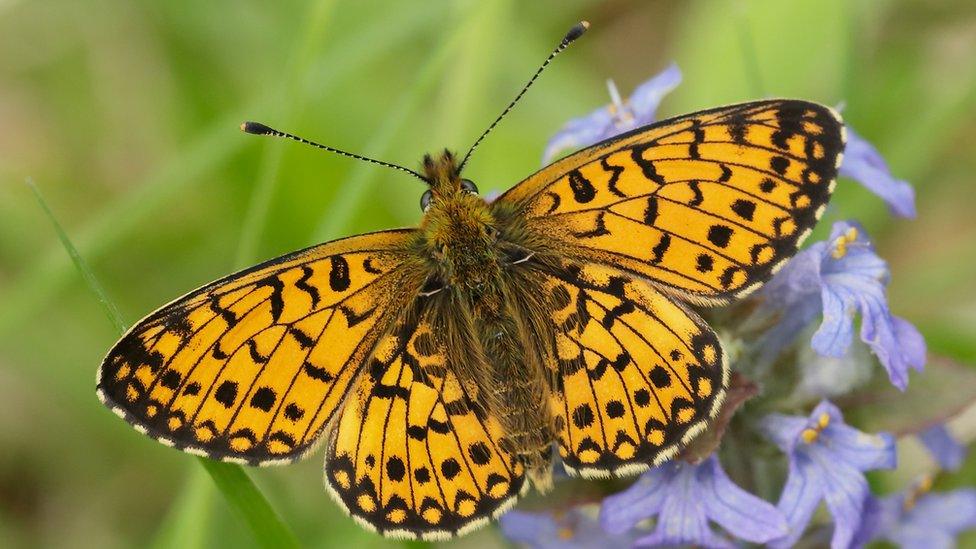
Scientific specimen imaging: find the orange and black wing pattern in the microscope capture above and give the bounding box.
[534,258,726,477]
[98,230,424,464]
[325,298,525,540]
[496,100,846,305]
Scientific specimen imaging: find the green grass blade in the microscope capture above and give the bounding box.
[150,467,214,549]
[27,177,127,334]
[198,460,300,549]
[29,178,301,549]
[1,121,242,338]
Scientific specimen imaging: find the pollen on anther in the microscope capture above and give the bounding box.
[831,227,859,259]
[801,428,820,444]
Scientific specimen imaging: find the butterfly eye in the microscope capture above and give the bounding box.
[420,189,434,212]
[460,179,479,194]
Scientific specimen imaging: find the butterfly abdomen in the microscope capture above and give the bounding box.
[463,281,555,491]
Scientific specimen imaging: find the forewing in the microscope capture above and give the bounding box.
[495,100,845,304]
[535,258,728,478]
[325,298,525,540]
[98,229,424,464]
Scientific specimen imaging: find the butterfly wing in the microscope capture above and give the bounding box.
[532,258,726,477]
[495,99,845,305]
[98,229,426,464]
[325,296,525,539]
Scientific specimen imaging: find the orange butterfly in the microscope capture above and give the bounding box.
[98,21,845,539]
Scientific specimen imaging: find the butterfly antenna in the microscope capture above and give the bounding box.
[240,121,430,183]
[457,20,590,173]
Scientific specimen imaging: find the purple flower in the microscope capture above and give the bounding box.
[758,220,926,390]
[761,401,896,549]
[599,455,788,548]
[919,424,967,471]
[500,505,633,548]
[542,63,681,163]
[839,126,917,218]
[853,483,976,548]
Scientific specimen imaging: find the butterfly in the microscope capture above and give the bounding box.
[97,21,845,541]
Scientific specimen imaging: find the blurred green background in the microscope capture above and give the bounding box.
[2,0,975,547]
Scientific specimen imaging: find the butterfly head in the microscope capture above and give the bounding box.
[418,150,500,286]
[419,150,478,207]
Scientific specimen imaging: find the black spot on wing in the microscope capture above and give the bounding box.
[688,181,704,207]
[696,254,714,273]
[642,196,659,226]
[215,381,238,408]
[572,404,595,428]
[284,403,304,421]
[730,199,756,221]
[329,255,351,292]
[160,369,181,390]
[707,225,733,248]
[255,276,285,322]
[568,170,596,203]
[362,258,383,275]
[544,192,561,215]
[631,146,666,185]
[650,234,671,263]
[571,211,611,239]
[295,265,320,308]
[601,157,626,198]
[718,164,732,183]
[290,326,315,349]
[304,361,334,382]
[770,156,790,176]
[338,305,374,327]
[249,387,276,411]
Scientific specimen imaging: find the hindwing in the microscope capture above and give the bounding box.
[325,297,525,539]
[533,259,728,477]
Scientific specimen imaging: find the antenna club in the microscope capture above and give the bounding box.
[241,121,275,135]
[563,20,590,43]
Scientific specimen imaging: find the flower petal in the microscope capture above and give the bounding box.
[839,127,917,218]
[892,315,927,373]
[499,510,562,547]
[542,105,615,163]
[891,528,956,549]
[910,489,976,533]
[637,467,735,549]
[501,506,626,549]
[541,63,681,164]
[770,453,825,548]
[761,413,810,452]
[626,62,682,123]
[850,495,891,548]
[812,446,874,549]
[823,424,897,472]
[599,463,672,534]
[697,456,789,542]
[812,278,857,357]
[918,425,967,471]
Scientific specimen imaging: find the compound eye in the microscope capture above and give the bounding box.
[420,189,434,212]
[460,178,479,194]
